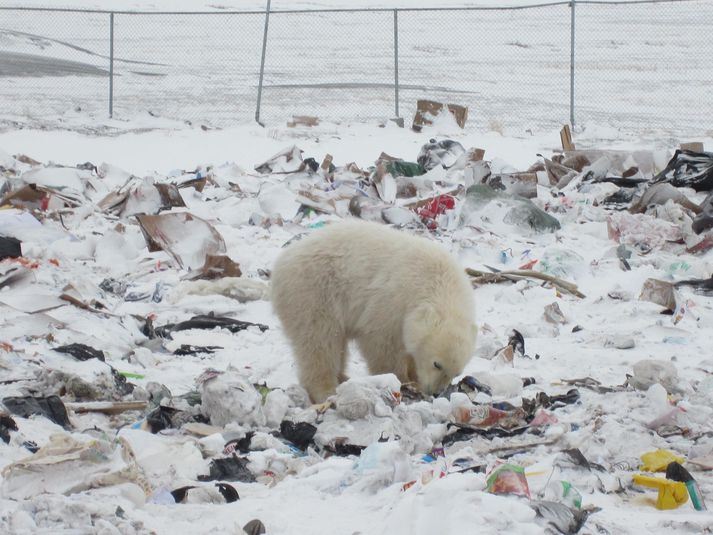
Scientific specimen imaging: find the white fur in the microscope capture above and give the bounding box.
[270,220,477,403]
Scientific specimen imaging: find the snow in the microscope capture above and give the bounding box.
[2,2,713,535]
[2,0,712,135]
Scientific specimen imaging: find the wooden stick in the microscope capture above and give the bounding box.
[466,267,586,299]
[66,401,148,415]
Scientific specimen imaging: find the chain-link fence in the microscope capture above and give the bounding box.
[1,1,711,135]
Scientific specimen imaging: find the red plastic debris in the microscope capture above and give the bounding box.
[417,194,456,230]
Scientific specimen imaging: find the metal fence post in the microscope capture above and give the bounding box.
[109,12,114,118]
[255,0,271,126]
[570,0,575,126]
[393,9,399,118]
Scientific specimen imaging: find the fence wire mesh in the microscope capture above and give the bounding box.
[574,0,713,135]
[0,2,711,135]
[398,4,571,132]
[111,13,265,127]
[0,9,110,122]
[257,10,395,124]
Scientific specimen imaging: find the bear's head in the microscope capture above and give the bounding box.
[403,303,477,396]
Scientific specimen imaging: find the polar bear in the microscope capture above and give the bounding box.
[270,219,477,403]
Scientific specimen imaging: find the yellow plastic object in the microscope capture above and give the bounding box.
[640,449,685,472]
[633,474,689,510]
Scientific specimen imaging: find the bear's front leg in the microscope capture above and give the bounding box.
[294,336,347,404]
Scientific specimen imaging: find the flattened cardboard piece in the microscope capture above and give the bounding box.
[175,176,207,192]
[563,149,662,177]
[469,148,486,162]
[255,145,305,175]
[681,142,704,152]
[184,254,242,281]
[135,212,227,270]
[154,183,186,210]
[412,99,468,132]
[560,125,575,151]
[640,278,678,311]
[287,115,319,127]
[0,290,65,313]
[1,184,81,211]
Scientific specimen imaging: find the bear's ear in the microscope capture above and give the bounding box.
[410,304,442,330]
[403,304,441,353]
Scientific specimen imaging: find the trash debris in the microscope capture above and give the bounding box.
[287,115,319,128]
[666,461,707,511]
[3,395,71,428]
[198,454,256,483]
[486,462,530,498]
[150,314,269,339]
[183,254,242,280]
[544,480,583,509]
[639,279,678,311]
[280,420,317,450]
[544,302,567,324]
[462,184,561,233]
[640,449,686,472]
[632,474,689,509]
[629,359,681,394]
[200,371,265,427]
[255,145,305,174]
[651,149,713,192]
[412,99,468,131]
[2,127,712,534]
[0,236,22,260]
[136,212,227,270]
[629,183,700,214]
[0,413,18,444]
[467,266,585,298]
[145,405,182,434]
[692,190,713,234]
[53,343,106,362]
[416,139,466,170]
[531,501,595,535]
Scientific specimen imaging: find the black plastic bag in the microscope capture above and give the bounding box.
[651,149,713,192]
[3,395,71,428]
[54,343,106,362]
[198,453,256,483]
[0,236,22,261]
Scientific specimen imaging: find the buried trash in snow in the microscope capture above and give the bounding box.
[651,149,713,192]
[53,343,106,362]
[170,482,239,504]
[486,462,531,498]
[417,139,466,170]
[198,453,257,483]
[145,405,182,434]
[0,413,18,443]
[280,420,318,451]
[531,500,598,535]
[147,313,269,339]
[173,344,223,356]
[0,236,22,260]
[2,395,71,428]
[135,212,227,270]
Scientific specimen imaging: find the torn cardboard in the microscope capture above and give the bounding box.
[135,212,227,270]
[412,100,468,132]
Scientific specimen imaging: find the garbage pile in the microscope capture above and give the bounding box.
[1,139,713,534]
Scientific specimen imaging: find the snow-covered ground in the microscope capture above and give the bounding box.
[1,115,713,534]
[2,2,713,535]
